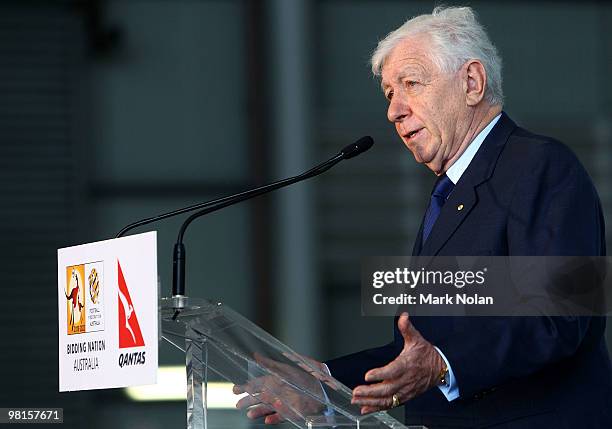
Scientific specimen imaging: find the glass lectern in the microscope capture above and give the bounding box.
[160,296,424,429]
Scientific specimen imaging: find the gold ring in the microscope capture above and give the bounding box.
[391,393,400,408]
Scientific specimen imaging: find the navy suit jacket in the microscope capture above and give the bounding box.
[326,113,612,428]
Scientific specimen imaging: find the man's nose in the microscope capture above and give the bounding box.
[387,95,411,123]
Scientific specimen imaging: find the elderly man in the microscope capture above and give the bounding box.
[322,6,612,428]
[239,6,612,428]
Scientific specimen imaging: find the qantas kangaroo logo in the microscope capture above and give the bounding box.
[117,261,145,348]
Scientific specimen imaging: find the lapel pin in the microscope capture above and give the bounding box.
[457,204,464,211]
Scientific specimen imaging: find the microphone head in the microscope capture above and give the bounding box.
[340,136,374,159]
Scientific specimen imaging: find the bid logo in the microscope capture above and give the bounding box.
[65,265,86,334]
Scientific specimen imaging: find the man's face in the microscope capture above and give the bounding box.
[381,35,468,174]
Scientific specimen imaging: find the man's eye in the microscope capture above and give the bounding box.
[385,91,394,101]
[407,80,418,87]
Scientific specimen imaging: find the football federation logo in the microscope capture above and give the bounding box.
[89,268,100,304]
[117,261,145,348]
[66,265,86,334]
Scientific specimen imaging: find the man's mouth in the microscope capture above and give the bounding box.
[405,128,424,141]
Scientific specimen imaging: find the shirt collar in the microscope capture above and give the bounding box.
[445,113,502,184]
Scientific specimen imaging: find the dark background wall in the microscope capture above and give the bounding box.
[0,1,610,427]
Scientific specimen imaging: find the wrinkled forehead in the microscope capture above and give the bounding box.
[380,36,439,87]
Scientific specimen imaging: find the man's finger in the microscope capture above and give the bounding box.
[246,403,276,420]
[351,396,393,407]
[364,359,403,382]
[236,394,262,410]
[239,376,268,394]
[360,405,383,414]
[352,381,397,398]
[264,413,284,424]
[257,389,282,408]
[397,312,420,344]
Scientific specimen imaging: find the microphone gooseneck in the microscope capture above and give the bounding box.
[171,136,374,299]
[115,136,374,303]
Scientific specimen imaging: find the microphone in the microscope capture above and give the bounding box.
[340,136,374,159]
[115,136,374,301]
[172,135,374,300]
[116,136,374,239]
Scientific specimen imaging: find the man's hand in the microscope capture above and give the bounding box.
[234,353,330,424]
[351,312,445,414]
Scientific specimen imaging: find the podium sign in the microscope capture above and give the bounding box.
[57,232,158,392]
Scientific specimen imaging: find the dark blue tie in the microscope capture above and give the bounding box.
[422,174,455,245]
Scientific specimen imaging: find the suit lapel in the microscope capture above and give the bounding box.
[415,112,517,260]
[419,184,477,257]
[411,218,425,256]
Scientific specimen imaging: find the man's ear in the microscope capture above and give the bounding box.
[463,60,487,106]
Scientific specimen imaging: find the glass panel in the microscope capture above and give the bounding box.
[161,297,420,429]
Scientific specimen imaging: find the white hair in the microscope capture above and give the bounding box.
[371,6,504,106]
